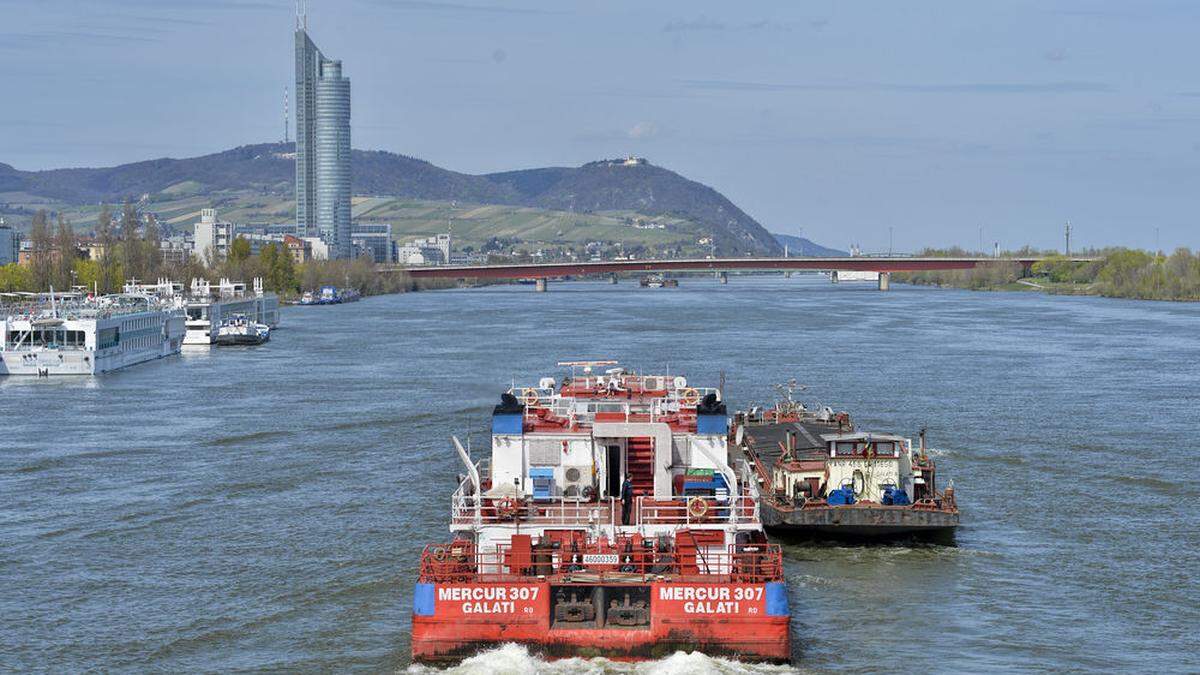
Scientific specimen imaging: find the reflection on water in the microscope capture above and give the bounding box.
[2,277,1198,672]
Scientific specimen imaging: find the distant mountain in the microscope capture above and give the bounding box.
[486,159,780,255]
[0,145,784,255]
[772,233,847,257]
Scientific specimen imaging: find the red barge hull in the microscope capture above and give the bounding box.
[412,580,790,663]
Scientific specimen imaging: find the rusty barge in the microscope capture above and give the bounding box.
[731,392,959,541]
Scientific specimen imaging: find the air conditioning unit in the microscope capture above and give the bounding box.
[562,465,590,499]
[645,376,663,390]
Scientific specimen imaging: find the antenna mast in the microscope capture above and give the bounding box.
[284,86,290,144]
[296,0,307,30]
[1065,221,1071,256]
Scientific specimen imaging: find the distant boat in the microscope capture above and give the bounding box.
[214,314,270,346]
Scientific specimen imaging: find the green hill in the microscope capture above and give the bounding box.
[0,144,783,255]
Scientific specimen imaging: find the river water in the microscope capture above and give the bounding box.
[3,277,1198,673]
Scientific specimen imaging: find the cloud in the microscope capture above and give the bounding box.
[627,122,659,140]
[0,30,163,50]
[662,16,791,33]
[680,79,1113,94]
[358,0,553,14]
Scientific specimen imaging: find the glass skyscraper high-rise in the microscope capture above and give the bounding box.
[295,15,351,259]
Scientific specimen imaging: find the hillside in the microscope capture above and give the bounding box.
[486,159,780,255]
[0,144,783,255]
[772,233,847,257]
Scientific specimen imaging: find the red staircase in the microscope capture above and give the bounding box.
[626,437,655,496]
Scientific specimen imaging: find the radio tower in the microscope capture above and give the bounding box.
[1065,221,1071,256]
[284,86,290,144]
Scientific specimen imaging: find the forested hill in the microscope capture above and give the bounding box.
[1,145,782,255]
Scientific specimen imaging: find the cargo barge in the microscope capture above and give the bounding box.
[731,390,958,541]
[412,362,790,663]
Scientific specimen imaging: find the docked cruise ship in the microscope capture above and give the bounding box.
[1,293,185,376]
[174,279,279,346]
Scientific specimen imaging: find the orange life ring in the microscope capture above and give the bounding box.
[495,496,521,519]
[432,546,448,562]
[687,496,709,520]
[681,387,701,406]
[522,388,540,406]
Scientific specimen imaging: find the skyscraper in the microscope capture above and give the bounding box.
[295,9,351,259]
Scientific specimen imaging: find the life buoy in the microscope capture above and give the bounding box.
[681,387,701,406]
[687,496,709,520]
[522,388,540,406]
[432,546,448,562]
[495,496,521,519]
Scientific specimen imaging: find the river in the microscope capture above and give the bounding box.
[3,277,1198,672]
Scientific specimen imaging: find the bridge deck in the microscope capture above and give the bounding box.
[383,256,1095,280]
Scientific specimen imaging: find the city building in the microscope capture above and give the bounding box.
[396,232,450,265]
[160,234,193,265]
[194,208,234,265]
[283,234,312,264]
[0,223,17,265]
[352,223,395,263]
[295,9,352,259]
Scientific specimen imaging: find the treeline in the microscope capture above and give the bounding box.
[895,247,1200,301]
[0,203,419,297]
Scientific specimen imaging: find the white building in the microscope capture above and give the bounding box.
[396,232,450,265]
[193,209,234,266]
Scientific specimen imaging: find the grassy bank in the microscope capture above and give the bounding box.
[895,248,1200,302]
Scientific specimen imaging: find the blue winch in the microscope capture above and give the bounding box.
[881,486,911,506]
[826,487,856,506]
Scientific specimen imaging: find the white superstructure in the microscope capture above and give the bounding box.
[1,293,185,376]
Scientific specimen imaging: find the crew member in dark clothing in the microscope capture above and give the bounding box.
[620,475,634,525]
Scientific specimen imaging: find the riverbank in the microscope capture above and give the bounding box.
[895,248,1200,302]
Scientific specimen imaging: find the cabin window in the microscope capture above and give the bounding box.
[834,442,858,456]
[98,327,119,350]
[875,442,895,456]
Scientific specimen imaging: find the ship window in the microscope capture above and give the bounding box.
[875,442,895,456]
[835,442,858,456]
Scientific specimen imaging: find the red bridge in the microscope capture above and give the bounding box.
[382,256,1088,290]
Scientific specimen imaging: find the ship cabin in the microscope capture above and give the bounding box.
[773,432,923,506]
[452,367,763,538]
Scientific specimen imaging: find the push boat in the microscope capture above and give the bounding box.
[731,387,959,540]
[412,362,790,663]
[214,314,270,346]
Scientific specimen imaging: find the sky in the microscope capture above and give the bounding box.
[1,0,1198,252]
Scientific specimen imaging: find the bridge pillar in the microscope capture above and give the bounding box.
[878,272,891,291]
[535,278,548,292]
[719,271,728,284]
[784,271,792,278]
[609,273,618,284]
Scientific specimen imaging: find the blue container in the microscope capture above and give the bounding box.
[529,467,555,502]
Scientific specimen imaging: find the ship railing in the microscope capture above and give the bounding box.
[635,495,760,525]
[452,492,619,527]
[418,542,784,584]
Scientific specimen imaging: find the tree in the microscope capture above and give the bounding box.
[54,213,76,290]
[143,215,162,279]
[120,200,143,283]
[0,263,33,292]
[229,236,251,264]
[273,244,296,293]
[95,203,118,293]
[29,210,52,290]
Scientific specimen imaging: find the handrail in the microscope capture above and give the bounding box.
[418,542,784,583]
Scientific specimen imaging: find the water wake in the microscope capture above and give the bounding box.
[404,643,801,675]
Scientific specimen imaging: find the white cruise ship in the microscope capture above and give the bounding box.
[177,278,279,346]
[1,293,185,376]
